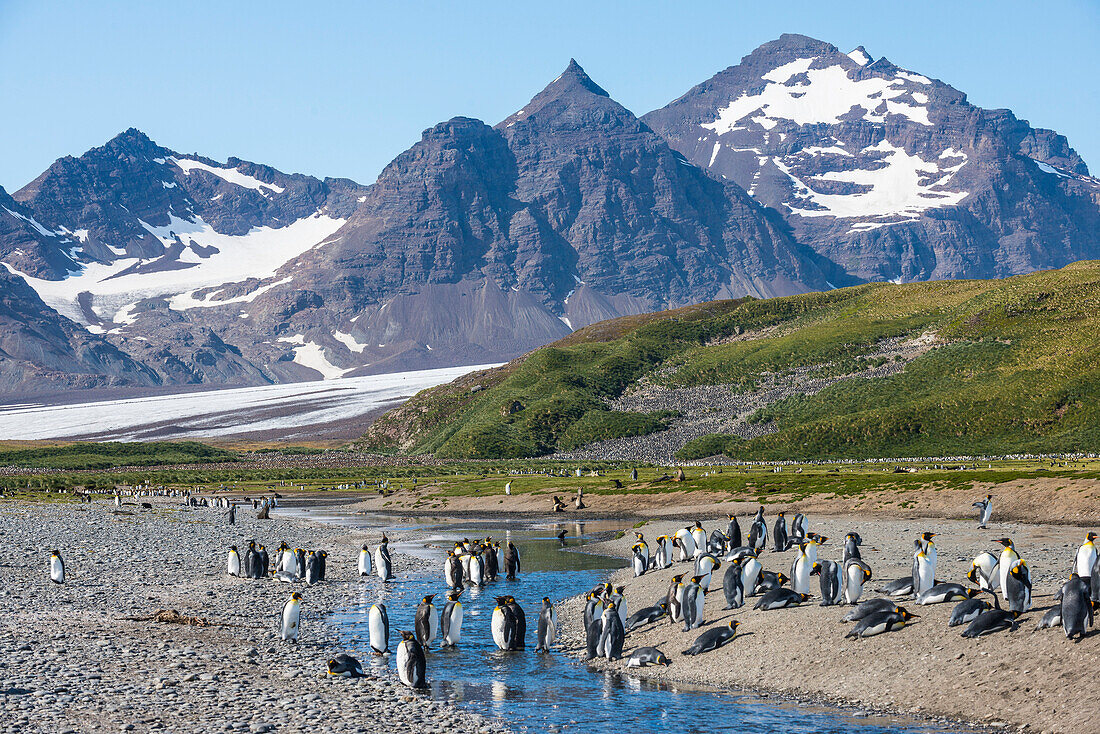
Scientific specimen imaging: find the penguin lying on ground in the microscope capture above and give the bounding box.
[753,570,788,594]
[949,596,994,627]
[754,589,810,610]
[1034,606,1062,631]
[961,608,1021,637]
[626,646,671,667]
[845,607,916,639]
[915,583,980,605]
[682,620,740,655]
[877,577,915,597]
[326,654,364,677]
[625,603,667,632]
[841,598,901,623]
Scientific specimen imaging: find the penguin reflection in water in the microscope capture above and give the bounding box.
[396,631,427,689]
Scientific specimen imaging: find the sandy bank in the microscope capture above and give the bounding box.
[555,514,1097,734]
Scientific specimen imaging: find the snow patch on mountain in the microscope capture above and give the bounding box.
[173,157,286,194]
[288,341,350,380]
[776,140,969,223]
[168,276,293,311]
[702,61,934,133]
[4,211,343,325]
[334,330,368,353]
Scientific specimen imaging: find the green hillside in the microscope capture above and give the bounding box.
[360,261,1100,460]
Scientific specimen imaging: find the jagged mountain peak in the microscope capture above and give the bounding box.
[498,59,618,128]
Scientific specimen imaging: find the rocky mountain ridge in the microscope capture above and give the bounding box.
[2,37,1098,397]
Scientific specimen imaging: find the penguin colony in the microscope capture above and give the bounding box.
[615,501,1100,664]
[220,532,542,690]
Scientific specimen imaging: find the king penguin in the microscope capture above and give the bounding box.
[722,559,744,610]
[440,589,463,647]
[414,594,439,648]
[673,528,696,562]
[395,631,427,689]
[1059,573,1093,641]
[504,541,521,580]
[536,597,557,653]
[358,544,373,577]
[597,601,625,660]
[773,512,789,552]
[49,550,65,584]
[1005,560,1032,613]
[369,602,390,655]
[726,514,742,549]
[791,542,815,594]
[491,596,519,650]
[815,559,844,606]
[279,591,302,643]
[690,522,708,557]
[1073,532,1097,578]
[680,575,705,631]
[666,573,685,622]
[995,538,1021,599]
[967,551,999,591]
[226,546,241,578]
[843,558,873,605]
[376,534,394,582]
[694,553,721,591]
[973,495,993,528]
[741,551,763,597]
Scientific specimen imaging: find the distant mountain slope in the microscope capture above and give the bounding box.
[361,261,1100,460]
[643,34,1100,284]
[0,62,836,394]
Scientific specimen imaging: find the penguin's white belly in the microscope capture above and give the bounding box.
[426,612,439,644]
[998,552,1017,598]
[491,609,508,649]
[916,559,935,593]
[227,554,240,576]
[844,568,864,603]
[281,604,300,641]
[691,531,707,555]
[741,559,761,593]
[50,558,64,583]
[368,608,387,653]
[792,560,810,593]
[358,552,372,576]
[470,560,483,585]
[543,615,557,647]
[861,621,888,637]
[1074,546,1096,577]
[445,606,463,645]
[396,642,412,686]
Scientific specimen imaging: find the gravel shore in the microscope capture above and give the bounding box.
[556,514,1098,734]
[0,499,508,734]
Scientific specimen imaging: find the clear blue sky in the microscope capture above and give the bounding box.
[2,0,1097,191]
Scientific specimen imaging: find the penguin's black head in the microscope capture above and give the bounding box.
[423,595,435,604]
[230,545,238,551]
[899,608,917,621]
[922,532,937,541]
[672,573,685,582]
[362,544,368,551]
[691,575,703,584]
[1010,563,1026,577]
[291,592,303,601]
[1087,532,1097,542]
[543,596,551,604]
[728,620,740,630]
[966,588,981,598]
[778,511,784,517]
[995,537,1013,548]
[966,567,979,583]
[777,572,789,584]
[400,630,415,641]
[809,562,822,576]
[495,596,509,605]
[656,652,671,665]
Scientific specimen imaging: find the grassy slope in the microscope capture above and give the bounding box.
[361,261,1100,460]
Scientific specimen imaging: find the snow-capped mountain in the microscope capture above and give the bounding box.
[643,34,1100,283]
[2,36,1098,396]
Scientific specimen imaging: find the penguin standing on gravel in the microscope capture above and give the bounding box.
[536,597,557,653]
[376,534,394,582]
[279,592,302,643]
[815,559,844,606]
[790,542,815,594]
[690,522,708,557]
[694,553,721,591]
[504,541,521,580]
[358,545,373,577]
[1060,574,1093,640]
[49,550,65,584]
[666,573,685,622]
[973,495,993,528]
[227,546,241,577]
[680,575,705,631]
[1073,532,1098,578]
[996,538,1021,599]
[258,545,270,578]
[967,551,999,592]
[748,508,767,553]
[722,559,745,609]
[369,603,390,655]
[773,512,789,553]
[842,532,863,563]
[843,558,873,605]
[597,601,625,660]
[726,514,742,549]
[632,543,649,577]
[1006,561,1032,613]
[396,631,427,689]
